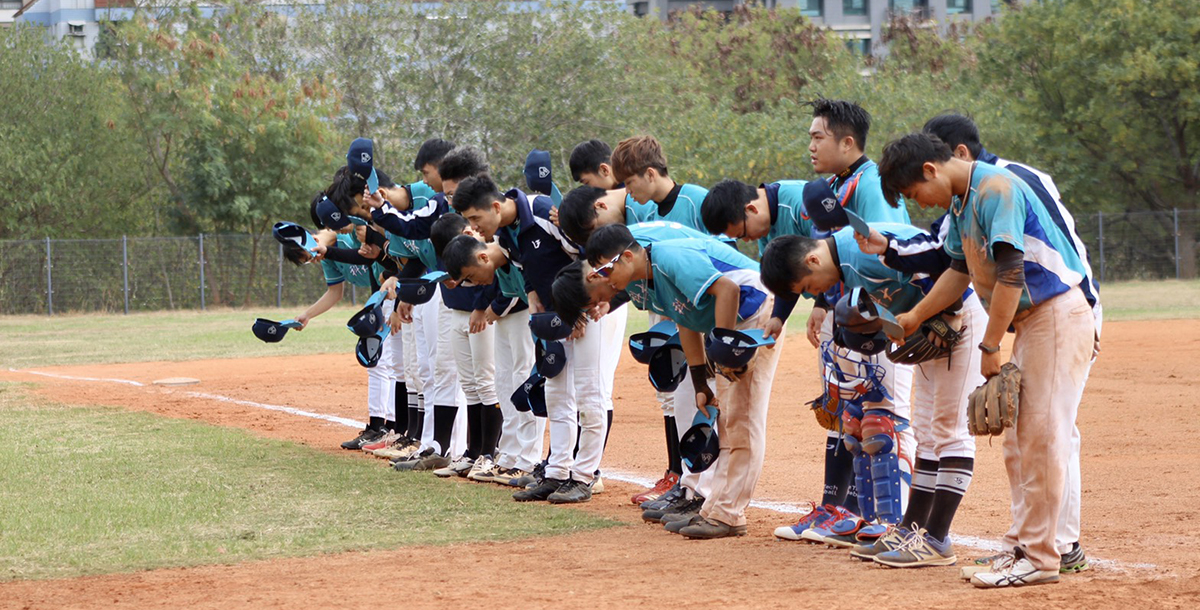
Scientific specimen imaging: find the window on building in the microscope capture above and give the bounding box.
[844,37,871,55]
[800,0,822,17]
[889,0,928,17]
[632,1,649,17]
[68,23,85,36]
[991,0,1017,12]
[843,0,867,16]
[0,1,23,9]
[946,0,972,13]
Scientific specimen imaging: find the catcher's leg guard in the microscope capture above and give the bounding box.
[861,410,913,525]
[843,436,877,521]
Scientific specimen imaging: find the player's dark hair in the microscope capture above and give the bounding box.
[558,186,608,246]
[568,139,612,182]
[430,213,470,258]
[414,138,455,171]
[585,223,642,267]
[450,174,504,213]
[922,113,983,160]
[551,260,590,328]
[701,180,758,236]
[806,98,871,151]
[281,240,312,266]
[437,146,489,183]
[326,166,394,216]
[309,192,326,229]
[760,234,820,297]
[442,234,486,280]
[878,133,954,208]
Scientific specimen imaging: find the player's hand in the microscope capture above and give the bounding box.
[980,349,1002,379]
[364,187,385,209]
[469,309,488,334]
[855,228,889,256]
[569,317,588,340]
[893,311,922,342]
[387,311,403,335]
[396,301,414,324]
[484,307,500,325]
[549,206,560,227]
[380,277,398,301]
[308,244,327,264]
[295,314,310,330]
[696,387,718,419]
[359,242,381,259]
[587,301,611,321]
[761,316,784,345]
[527,291,544,314]
[806,307,827,348]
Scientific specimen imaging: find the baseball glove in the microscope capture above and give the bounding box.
[967,362,1021,436]
[807,390,841,432]
[886,314,963,365]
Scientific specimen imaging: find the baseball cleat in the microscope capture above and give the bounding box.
[1060,542,1090,573]
[434,455,475,478]
[632,471,679,505]
[800,507,863,546]
[393,448,434,471]
[960,550,1015,580]
[971,556,1060,588]
[659,496,705,524]
[341,428,384,450]
[371,436,419,459]
[514,477,567,502]
[679,517,747,540]
[664,514,704,534]
[640,484,685,512]
[873,528,957,568]
[502,468,532,487]
[589,475,604,495]
[464,455,494,480]
[361,430,400,453]
[773,503,837,541]
[547,479,592,504]
[850,525,912,561]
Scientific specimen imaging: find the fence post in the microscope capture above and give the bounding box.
[1097,212,1105,283]
[351,284,358,304]
[45,236,53,316]
[122,235,129,315]
[277,242,283,308]
[199,233,206,311]
[1175,208,1181,280]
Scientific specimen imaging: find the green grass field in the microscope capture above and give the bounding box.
[2,279,1196,370]
[0,383,616,581]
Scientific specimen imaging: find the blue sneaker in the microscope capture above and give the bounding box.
[874,527,957,568]
[774,503,837,541]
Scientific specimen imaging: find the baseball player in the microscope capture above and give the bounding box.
[569,139,620,189]
[923,114,1100,574]
[878,132,1094,588]
[554,223,783,539]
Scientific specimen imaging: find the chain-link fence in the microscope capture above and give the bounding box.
[1,211,1197,315]
[0,234,365,315]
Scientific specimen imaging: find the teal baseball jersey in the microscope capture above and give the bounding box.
[944,162,1088,313]
[759,180,816,253]
[835,160,911,225]
[830,225,929,315]
[629,183,710,233]
[321,233,382,287]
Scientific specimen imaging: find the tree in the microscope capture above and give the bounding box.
[980,0,1200,278]
[0,25,155,239]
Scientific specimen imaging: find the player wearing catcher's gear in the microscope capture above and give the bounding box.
[553,223,783,539]
[879,133,1094,588]
[924,114,1100,574]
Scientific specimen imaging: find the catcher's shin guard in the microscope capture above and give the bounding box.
[861,410,913,524]
[844,436,877,521]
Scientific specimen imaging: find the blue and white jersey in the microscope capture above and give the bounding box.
[624,232,767,333]
[831,225,930,315]
[371,181,440,240]
[981,150,1100,318]
[497,188,578,307]
[758,180,815,251]
[623,221,712,312]
[627,183,710,234]
[944,162,1089,314]
[831,159,911,226]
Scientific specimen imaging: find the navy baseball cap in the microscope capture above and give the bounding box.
[524,149,563,206]
[272,221,320,257]
[397,272,450,305]
[512,372,547,417]
[355,328,388,368]
[833,287,883,335]
[705,328,775,369]
[529,311,574,341]
[346,290,387,338]
[535,339,567,378]
[648,340,686,392]
[629,320,678,365]
[316,195,351,230]
[802,179,849,232]
[833,326,889,356]
[347,137,380,194]
[251,318,302,343]
[680,408,720,473]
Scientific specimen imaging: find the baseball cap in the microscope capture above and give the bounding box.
[511,372,547,417]
[272,221,320,257]
[833,326,889,355]
[347,137,380,194]
[251,318,302,343]
[355,328,388,368]
[316,195,350,230]
[802,179,849,232]
[529,311,574,341]
[524,149,563,206]
[346,290,387,338]
[396,271,450,305]
[535,339,567,378]
[628,320,678,364]
[648,340,686,392]
[679,408,720,473]
[833,287,883,334]
[704,328,776,369]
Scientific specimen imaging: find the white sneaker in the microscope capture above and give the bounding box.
[589,476,604,494]
[971,557,1060,588]
[435,455,474,478]
[960,551,1015,580]
[466,455,497,482]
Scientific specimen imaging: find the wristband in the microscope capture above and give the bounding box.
[689,364,713,394]
[977,342,1000,354]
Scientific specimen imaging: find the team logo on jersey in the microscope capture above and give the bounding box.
[532,239,542,249]
[538,166,550,179]
[360,152,371,164]
[876,287,899,305]
[821,196,837,213]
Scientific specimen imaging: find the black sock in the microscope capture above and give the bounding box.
[664,416,682,475]
[926,457,974,541]
[902,458,940,531]
[432,405,458,456]
[822,435,856,507]
[384,419,397,432]
[603,410,613,450]
[481,403,503,457]
[368,416,386,431]
[465,403,483,460]
[407,393,421,439]
[393,382,408,436]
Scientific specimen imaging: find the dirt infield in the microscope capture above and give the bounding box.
[3,319,1200,608]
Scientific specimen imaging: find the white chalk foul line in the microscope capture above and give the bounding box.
[10,368,1159,572]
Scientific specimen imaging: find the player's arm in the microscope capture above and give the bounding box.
[679,327,717,418]
[978,243,1024,378]
[297,281,345,329]
[707,276,740,330]
[894,264,970,339]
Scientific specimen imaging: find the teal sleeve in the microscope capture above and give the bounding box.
[944,212,965,261]
[657,246,722,305]
[853,171,910,224]
[321,258,345,285]
[977,177,1028,256]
